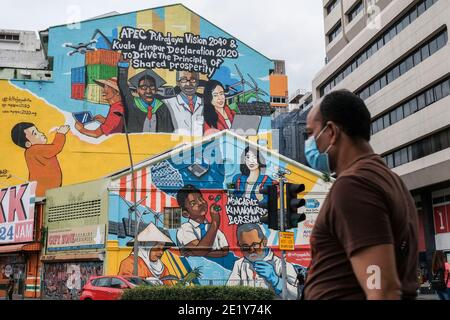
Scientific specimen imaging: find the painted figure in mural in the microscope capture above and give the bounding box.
[232,147,273,203]
[10,123,69,197]
[164,71,204,136]
[118,223,177,285]
[117,62,175,134]
[227,223,298,299]
[176,184,229,258]
[203,80,236,136]
[75,77,124,138]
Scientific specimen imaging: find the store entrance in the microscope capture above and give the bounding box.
[0,255,26,298]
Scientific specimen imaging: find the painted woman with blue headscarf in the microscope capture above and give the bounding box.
[232,146,272,204]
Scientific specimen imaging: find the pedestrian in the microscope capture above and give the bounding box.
[295,270,305,300]
[7,274,14,300]
[431,250,450,300]
[303,89,419,300]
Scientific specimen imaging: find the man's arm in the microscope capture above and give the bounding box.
[75,121,103,138]
[30,126,68,158]
[350,244,402,300]
[118,62,140,132]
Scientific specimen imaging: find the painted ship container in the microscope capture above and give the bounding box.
[71,83,86,100]
[71,66,86,84]
[86,64,117,85]
[86,49,122,67]
[85,84,107,104]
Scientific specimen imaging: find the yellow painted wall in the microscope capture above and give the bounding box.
[0,81,184,188]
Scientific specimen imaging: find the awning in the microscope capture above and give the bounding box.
[0,242,41,253]
[41,252,104,262]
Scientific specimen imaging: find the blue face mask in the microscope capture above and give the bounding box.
[305,125,332,174]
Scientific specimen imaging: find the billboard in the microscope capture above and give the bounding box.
[0,182,37,244]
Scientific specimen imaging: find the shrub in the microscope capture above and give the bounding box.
[122,285,275,300]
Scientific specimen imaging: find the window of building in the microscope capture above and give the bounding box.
[442,79,450,96]
[383,126,450,169]
[390,109,398,125]
[396,106,404,122]
[164,207,181,229]
[421,43,430,60]
[326,0,340,15]
[0,33,20,42]
[370,76,450,135]
[417,93,426,110]
[357,29,447,100]
[328,22,342,43]
[386,154,394,168]
[347,1,364,23]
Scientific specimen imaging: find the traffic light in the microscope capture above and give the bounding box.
[285,183,306,229]
[259,185,279,230]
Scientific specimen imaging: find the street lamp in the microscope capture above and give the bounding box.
[113,111,140,277]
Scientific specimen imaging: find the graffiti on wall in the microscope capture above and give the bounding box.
[42,262,103,300]
[108,134,327,299]
[1,4,273,198]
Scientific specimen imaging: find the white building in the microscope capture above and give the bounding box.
[312,0,450,271]
[0,29,50,80]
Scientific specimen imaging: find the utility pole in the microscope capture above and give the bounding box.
[114,110,139,276]
[278,172,288,300]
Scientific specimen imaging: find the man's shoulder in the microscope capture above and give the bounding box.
[178,221,194,231]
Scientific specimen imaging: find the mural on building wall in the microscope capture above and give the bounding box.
[1,4,274,198]
[107,132,330,299]
[42,262,103,300]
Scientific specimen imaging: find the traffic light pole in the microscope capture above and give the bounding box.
[279,175,288,300]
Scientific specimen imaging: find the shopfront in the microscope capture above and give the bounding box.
[0,182,43,299]
[41,179,109,300]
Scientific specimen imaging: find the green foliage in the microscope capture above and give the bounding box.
[121,285,275,300]
[321,172,331,183]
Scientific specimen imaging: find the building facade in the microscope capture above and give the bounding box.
[0,29,51,80]
[1,4,278,199]
[41,131,331,300]
[313,0,450,276]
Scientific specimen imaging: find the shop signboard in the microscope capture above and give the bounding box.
[47,224,105,252]
[0,182,37,244]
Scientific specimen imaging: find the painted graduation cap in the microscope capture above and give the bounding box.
[129,69,166,90]
[126,222,175,247]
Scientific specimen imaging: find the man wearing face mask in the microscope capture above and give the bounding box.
[227,223,298,299]
[303,90,419,300]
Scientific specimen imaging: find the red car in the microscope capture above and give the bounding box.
[80,275,151,300]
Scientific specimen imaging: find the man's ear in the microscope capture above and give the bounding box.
[182,210,190,218]
[25,141,32,148]
[263,239,268,247]
[328,121,341,145]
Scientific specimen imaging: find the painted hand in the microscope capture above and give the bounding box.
[57,125,70,134]
[210,205,221,225]
[74,121,83,132]
[254,261,282,294]
[94,115,106,123]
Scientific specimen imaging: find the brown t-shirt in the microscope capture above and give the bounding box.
[304,154,419,300]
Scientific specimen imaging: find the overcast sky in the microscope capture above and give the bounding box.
[1,0,325,96]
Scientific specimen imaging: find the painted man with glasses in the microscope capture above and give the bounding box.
[118,62,174,133]
[164,71,204,136]
[227,223,298,299]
